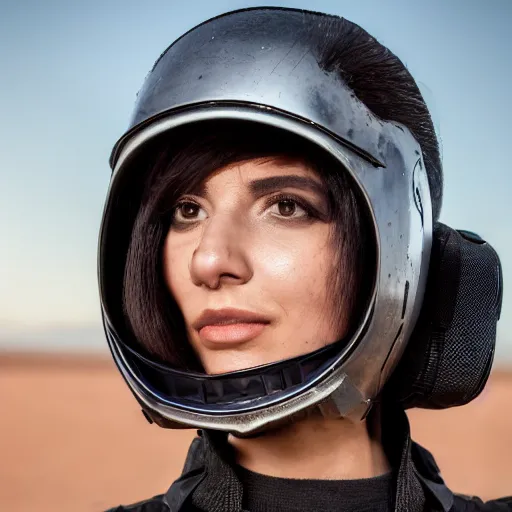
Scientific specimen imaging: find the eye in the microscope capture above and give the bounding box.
[268,198,308,218]
[173,201,207,223]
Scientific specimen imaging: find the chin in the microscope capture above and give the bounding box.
[202,352,276,375]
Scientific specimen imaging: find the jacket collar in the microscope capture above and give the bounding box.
[165,405,453,512]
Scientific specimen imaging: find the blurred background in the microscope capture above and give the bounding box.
[1,0,511,510]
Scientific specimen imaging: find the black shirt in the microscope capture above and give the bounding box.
[236,464,393,512]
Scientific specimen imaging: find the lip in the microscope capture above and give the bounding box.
[193,308,271,345]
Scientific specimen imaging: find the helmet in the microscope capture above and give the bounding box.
[98,8,502,435]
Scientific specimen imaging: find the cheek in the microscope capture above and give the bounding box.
[253,228,343,354]
[162,233,194,306]
[256,228,335,309]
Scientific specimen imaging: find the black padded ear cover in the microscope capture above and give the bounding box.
[388,222,503,409]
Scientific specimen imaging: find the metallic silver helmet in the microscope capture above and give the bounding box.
[98,7,433,435]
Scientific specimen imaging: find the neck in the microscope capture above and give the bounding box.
[228,411,390,480]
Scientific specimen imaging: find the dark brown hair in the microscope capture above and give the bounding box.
[314,13,442,218]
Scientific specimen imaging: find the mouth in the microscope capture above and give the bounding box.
[193,308,271,345]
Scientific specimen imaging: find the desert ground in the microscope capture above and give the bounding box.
[1,354,511,512]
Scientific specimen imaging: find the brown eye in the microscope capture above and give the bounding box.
[173,201,207,224]
[180,203,199,218]
[278,200,297,216]
[267,197,309,219]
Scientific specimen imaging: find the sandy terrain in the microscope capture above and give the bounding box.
[1,354,511,512]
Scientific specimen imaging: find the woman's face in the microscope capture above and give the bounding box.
[163,157,349,374]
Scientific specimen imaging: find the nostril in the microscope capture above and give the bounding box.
[220,272,241,281]
[204,273,246,289]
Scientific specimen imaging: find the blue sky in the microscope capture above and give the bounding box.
[1,0,511,362]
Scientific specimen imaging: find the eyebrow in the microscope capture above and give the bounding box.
[248,175,327,198]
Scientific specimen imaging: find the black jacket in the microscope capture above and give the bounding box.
[107,407,511,512]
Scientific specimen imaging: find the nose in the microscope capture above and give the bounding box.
[190,215,253,290]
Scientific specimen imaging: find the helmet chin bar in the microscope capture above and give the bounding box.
[107,314,373,435]
[108,316,358,415]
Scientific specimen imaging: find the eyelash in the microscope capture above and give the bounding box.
[171,198,203,227]
[171,193,318,226]
[261,193,316,218]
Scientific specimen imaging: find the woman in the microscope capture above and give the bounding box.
[99,7,507,512]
